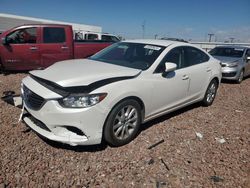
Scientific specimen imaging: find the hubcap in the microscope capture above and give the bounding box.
[113,105,138,140]
[206,83,216,103]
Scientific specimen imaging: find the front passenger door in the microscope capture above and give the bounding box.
[149,47,190,116]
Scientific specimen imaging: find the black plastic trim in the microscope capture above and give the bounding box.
[30,73,140,97]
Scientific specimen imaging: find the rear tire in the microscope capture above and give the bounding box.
[104,99,141,147]
[202,79,218,107]
[236,70,244,84]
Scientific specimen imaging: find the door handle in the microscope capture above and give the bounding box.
[182,75,189,80]
[29,46,38,51]
[206,67,212,72]
[61,46,69,50]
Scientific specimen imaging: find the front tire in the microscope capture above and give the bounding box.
[104,99,142,147]
[236,70,244,84]
[202,79,218,107]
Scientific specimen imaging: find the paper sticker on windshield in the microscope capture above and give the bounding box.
[234,48,244,51]
[144,45,161,51]
[118,45,129,49]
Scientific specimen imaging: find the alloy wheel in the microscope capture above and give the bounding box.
[112,105,138,140]
[206,82,216,103]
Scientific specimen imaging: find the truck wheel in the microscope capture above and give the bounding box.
[202,79,218,107]
[0,61,3,74]
[104,99,141,147]
[236,70,244,84]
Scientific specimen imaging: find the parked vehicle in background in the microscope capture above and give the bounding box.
[209,46,250,83]
[74,31,120,42]
[0,24,114,71]
[161,37,188,43]
[21,39,221,147]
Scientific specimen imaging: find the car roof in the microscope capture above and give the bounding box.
[124,39,195,48]
[214,45,249,49]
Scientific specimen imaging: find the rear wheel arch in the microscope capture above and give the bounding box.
[202,78,219,106]
[212,77,219,85]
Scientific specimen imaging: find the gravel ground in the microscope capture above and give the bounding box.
[0,73,249,187]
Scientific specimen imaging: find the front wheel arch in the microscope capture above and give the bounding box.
[108,96,145,122]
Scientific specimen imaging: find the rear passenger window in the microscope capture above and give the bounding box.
[85,34,98,40]
[184,47,209,67]
[43,27,65,43]
[101,35,119,42]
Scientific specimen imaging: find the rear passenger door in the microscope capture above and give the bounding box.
[183,46,211,100]
[40,27,73,68]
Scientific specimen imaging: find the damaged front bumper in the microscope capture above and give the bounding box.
[22,113,89,146]
[20,76,109,146]
[21,99,107,146]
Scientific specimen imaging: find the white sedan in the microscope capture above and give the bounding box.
[21,40,221,146]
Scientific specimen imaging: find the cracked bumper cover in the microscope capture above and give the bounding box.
[23,116,89,146]
[21,76,109,146]
[22,100,108,146]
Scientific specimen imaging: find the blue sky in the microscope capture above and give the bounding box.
[0,0,250,41]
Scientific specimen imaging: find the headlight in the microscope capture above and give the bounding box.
[59,93,107,108]
[227,62,239,68]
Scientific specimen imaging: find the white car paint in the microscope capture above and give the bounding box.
[21,39,221,146]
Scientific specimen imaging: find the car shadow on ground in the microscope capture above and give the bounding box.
[39,135,108,152]
[41,102,202,152]
[1,90,202,152]
[221,75,249,84]
[0,70,29,75]
[141,102,201,132]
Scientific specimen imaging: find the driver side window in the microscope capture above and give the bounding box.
[155,47,184,73]
[6,27,37,44]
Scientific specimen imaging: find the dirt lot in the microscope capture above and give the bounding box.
[0,73,249,187]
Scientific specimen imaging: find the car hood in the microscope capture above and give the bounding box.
[30,59,141,87]
[213,56,242,64]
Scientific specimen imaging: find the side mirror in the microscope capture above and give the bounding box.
[1,37,8,45]
[165,62,177,72]
[247,56,250,60]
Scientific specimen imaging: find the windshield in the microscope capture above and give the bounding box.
[89,42,165,70]
[209,47,244,58]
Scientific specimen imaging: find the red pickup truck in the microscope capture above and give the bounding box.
[0,24,113,71]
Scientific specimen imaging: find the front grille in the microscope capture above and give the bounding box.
[222,72,237,77]
[23,85,45,110]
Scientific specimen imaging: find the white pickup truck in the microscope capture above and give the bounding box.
[74,31,120,42]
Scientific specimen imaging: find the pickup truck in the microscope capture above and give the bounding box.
[0,24,113,71]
